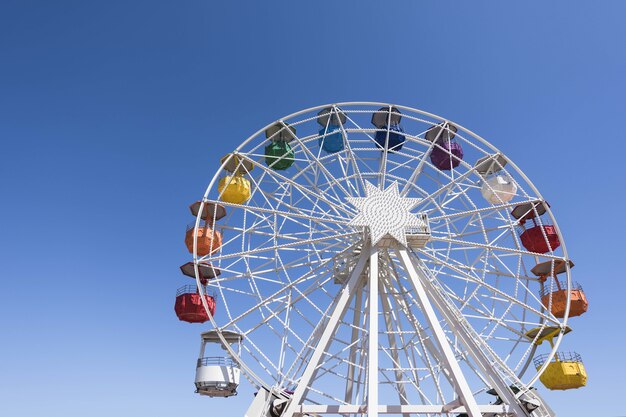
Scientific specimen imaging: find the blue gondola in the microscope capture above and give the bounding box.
[317,107,346,153]
[371,106,405,152]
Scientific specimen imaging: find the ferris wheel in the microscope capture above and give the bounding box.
[174,103,589,417]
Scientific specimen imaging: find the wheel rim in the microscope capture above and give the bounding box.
[190,103,571,411]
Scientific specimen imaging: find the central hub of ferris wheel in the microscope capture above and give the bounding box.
[347,181,430,248]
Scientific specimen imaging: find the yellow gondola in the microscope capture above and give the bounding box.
[218,153,253,204]
[525,326,587,390]
[534,352,587,390]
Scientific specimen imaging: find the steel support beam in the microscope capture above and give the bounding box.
[396,249,482,417]
[344,280,363,405]
[282,246,370,417]
[367,247,379,417]
[397,249,537,417]
[297,404,511,414]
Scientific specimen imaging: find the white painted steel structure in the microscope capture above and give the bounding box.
[189,103,573,416]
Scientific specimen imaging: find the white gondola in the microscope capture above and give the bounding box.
[474,153,517,204]
[195,330,243,397]
[481,173,518,204]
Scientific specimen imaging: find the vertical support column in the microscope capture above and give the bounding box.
[345,281,363,405]
[367,246,379,417]
[396,249,482,417]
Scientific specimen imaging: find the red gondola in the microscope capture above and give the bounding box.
[512,201,560,253]
[174,285,216,323]
[520,223,560,253]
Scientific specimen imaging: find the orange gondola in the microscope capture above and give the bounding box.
[532,260,588,318]
[185,224,223,256]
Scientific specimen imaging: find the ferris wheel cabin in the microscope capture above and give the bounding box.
[535,352,588,390]
[218,153,254,204]
[174,285,216,323]
[532,260,588,318]
[318,106,347,153]
[526,326,587,390]
[426,122,464,170]
[265,123,295,170]
[511,201,560,253]
[184,223,222,256]
[184,200,226,256]
[371,106,406,151]
[474,154,518,204]
[185,202,225,257]
[195,330,243,397]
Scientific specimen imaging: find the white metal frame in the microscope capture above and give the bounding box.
[188,103,575,416]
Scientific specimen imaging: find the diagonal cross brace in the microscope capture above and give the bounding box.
[396,249,483,417]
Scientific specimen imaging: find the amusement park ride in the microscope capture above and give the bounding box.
[174,103,588,417]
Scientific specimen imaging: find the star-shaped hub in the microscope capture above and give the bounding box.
[347,181,426,247]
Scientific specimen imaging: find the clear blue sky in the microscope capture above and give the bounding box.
[1,1,624,416]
